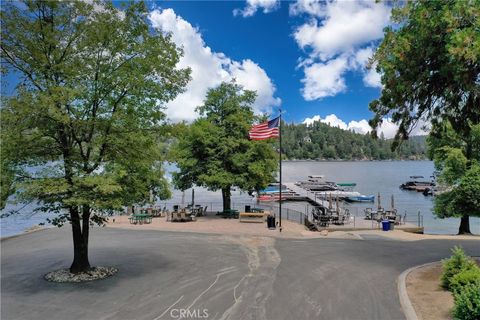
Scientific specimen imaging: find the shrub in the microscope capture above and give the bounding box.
[442,246,477,290]
[452,282,480,320]
[450,268,480,294]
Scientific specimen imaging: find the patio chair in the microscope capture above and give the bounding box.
[129,216,137,224]
[179,210,186,222]
[319,215,330,227]
[364,208,372,220]
[311,209,321,223]
[337,215,346,225]
[171,211,182,222]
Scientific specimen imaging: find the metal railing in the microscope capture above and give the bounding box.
[131,201,424,229]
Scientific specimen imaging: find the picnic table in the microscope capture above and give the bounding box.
[217,209,239,219]
[129,213,152,225]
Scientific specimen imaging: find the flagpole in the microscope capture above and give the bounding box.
[279,109,282,230]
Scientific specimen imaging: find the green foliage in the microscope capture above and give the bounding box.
[436,147,468,185]
[426,121,465,161]
[172,81,277,210]
[442,246,478,290]
[427,120,480,232]
[282,122,427,160]
[450,268,480,294]
[434,163,480,220]
[0,1,190,225]
[370,1,480,147]
[0,152,15,210]
[452,283,480,320]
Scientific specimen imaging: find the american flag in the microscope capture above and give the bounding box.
[249,116,280,140]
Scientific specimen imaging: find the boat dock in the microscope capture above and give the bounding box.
[284,182,346,213]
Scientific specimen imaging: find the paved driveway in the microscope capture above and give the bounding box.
[1,228,479,320]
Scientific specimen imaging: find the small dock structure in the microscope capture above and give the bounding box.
[284,182,347,214]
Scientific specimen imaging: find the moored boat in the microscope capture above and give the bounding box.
[400,175,435,192]
[295,175,339,191]
[315,191,362,199]
[344,195,375,202]
[336,182,357,187]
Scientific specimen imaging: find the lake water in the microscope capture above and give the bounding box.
[282,160,478,235]
[1,160,479,236]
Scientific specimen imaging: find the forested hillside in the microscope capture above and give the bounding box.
[282,122,427,160]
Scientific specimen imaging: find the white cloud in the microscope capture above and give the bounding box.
[292,0,390,100]
[352,47,382,88]
[149,9,280,122]
[289,0,323,17]
[362,68,382,88]
[293,1,390,60]
[347,119,371,135]
[321,114,348,130]
[302,115,321,125]
[228,59,281,111]
[233,0,280,17]
[302,114,429,139]
[301,56,349,100]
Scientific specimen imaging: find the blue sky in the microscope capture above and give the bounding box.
[145,0,415,137]
[155,0,383,125]
[4,1,425,138]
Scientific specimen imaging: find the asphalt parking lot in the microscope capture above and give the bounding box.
[2,227,479,320]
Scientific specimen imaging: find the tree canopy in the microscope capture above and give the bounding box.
[427,122,480,233]
[0,0,190,272]
[371,0,480,234]
[172,81,278,211]
[282,122,427,160]
[369,0,479,146]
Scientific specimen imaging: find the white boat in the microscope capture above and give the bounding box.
[314,191,362,199]
[295,175,338,191]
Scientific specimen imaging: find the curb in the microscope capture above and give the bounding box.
[397,261,439,320]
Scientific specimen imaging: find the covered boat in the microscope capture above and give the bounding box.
[344,195,375,203]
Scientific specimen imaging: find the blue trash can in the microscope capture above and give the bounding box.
[382,220,390,231]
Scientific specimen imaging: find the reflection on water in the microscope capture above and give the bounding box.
[1,160,479,236]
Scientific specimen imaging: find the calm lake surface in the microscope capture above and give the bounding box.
[283,160,478,235]
[1,160,479,236]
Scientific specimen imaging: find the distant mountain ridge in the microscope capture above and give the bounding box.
[282,122,427,160]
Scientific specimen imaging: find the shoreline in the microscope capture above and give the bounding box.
[106,215,480,241]
[2,215,480,241]
[284,159,430,162]
[0,224,50,241]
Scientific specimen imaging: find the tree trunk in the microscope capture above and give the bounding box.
[70,205,91,273]
[458,137,473,235]
[222,187,231,211]
[458,214,471,235]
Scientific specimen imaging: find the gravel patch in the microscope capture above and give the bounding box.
[44,266,118,283]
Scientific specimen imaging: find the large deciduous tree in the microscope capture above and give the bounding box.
[172,82,278,211]
[1,1,190,272]
[369,1,479,233]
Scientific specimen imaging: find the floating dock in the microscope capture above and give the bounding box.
[283,182,348,214]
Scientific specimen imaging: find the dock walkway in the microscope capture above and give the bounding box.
[284,182,346,213]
